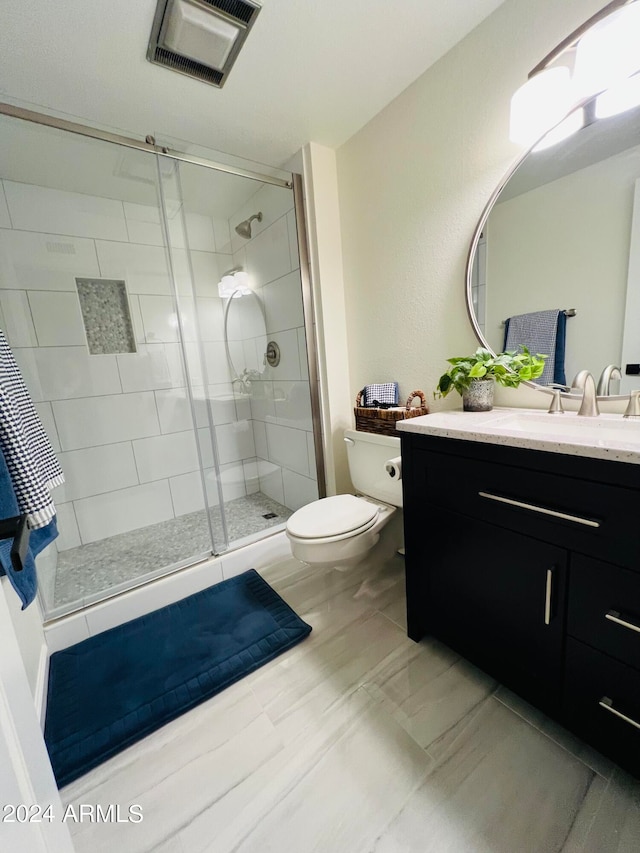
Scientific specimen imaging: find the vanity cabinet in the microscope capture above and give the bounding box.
[401,431,640,776]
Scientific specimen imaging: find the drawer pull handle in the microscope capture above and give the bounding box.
[599,696,640,731]
[544,568,554,626]
[605,610,640,634]
[478,492,600,528]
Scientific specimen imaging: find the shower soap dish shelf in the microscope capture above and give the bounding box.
[354,390,429,436]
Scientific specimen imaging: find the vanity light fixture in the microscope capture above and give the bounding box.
[595,71,640,118]
[509,0,640,148]
[218,267,252,298]
[147,0,262,88]
[509,66,574,146]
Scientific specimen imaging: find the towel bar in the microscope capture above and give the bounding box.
[501,308,576,327]
[0,514,30,572]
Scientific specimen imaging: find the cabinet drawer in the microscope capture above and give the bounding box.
[564,639,640,777]
[415,449,639,570]
[569,555,640,669]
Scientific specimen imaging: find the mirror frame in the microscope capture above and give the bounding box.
[223,288,268,384]
[466,107,634,402]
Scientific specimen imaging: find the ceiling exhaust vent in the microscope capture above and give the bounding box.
[147,0,261,89]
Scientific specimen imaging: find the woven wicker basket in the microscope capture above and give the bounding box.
[354,390,429,436]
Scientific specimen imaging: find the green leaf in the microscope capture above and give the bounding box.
[469,363,487,378]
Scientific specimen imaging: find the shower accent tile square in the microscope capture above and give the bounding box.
[76,279,136,354]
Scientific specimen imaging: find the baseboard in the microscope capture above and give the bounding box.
[35,642,49,730]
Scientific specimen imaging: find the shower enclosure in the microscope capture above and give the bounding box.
[0,105,323,619]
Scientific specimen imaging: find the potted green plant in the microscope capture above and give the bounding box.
[436,346,547,411]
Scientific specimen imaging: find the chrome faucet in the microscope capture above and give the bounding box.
[624,390,640,419]
[571,369,591,391]
[577,372,600,417]
[596,365,622,396]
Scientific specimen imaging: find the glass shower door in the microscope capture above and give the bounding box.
[163,158,320,550]
[0,114,218,616]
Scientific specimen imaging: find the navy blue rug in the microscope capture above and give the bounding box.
[44,569,311,788]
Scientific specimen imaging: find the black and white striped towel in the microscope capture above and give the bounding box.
[363,383,399,406]
[504,309,561,386]
[0,330,64,529]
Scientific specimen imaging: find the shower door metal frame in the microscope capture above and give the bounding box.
[0,102,292,188]
[0,100,327,550]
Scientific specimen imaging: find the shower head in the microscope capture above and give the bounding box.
[235,212,263,239]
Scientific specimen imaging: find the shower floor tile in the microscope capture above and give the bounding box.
[50,493,292,612]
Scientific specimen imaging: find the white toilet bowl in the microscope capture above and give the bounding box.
[285,429,402,569]
[286,493,396,569]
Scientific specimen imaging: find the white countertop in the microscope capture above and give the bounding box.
[396,407,640,465]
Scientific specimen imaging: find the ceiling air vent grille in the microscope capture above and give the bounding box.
[147,0,261,89]
[153,47,224,87]
[200,0,256,25]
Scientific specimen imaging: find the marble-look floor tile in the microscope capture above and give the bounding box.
[150,839,185,853]
[63,682,283,853]
[364,636,497,753]
[260,554,403,618]
[575,768,640,852]
[371,697,598,853]
[178,687,433,853]
[248,607,413,742]
[494,685,615,779]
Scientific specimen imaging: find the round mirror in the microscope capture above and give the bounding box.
[223,289,268,387]
[467,97,640,398]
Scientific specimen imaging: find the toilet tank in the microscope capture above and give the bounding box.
[344,428,403,507]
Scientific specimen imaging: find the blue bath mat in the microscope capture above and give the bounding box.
[44,569,311,787]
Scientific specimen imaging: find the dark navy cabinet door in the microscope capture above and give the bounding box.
[423,510,567,714]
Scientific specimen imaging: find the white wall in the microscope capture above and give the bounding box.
[485,145,639,383]
[335,0,608,414]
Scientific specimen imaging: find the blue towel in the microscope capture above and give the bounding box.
[503,309,566,386]
[0,444,58,609]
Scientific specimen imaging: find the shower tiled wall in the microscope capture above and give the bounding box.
[229,183,318,512]
[0,177,317,553]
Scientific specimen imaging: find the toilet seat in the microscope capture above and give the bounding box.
[286,494,379,542]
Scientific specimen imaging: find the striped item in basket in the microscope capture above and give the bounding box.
[362,383,399,407]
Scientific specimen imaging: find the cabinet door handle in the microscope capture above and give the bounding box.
[544,568,554,625]
[599,696,640,731]
[478,492,600,528]
[605,610,640,634]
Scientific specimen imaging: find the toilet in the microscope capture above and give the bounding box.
[286,429,402,569]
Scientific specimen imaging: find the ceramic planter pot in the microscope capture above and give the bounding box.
[462,378,494,412]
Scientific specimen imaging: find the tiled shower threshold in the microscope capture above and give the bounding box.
[46,492,292,616]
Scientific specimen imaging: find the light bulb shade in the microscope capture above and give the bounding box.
[532,108,585,152]
[509,66,574,145]
[233,271,252,295]
[595,71,640,118]
[217,270,252,298]
[573,2,640,100]
[218,274,237,298]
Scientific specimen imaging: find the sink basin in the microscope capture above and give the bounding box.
[485,411,640,447]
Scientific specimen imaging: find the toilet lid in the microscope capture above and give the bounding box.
[287,495,378,540]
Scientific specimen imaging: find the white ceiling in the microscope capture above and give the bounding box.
[0,0,505,170]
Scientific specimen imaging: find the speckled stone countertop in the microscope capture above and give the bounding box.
[396,407,640,465]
